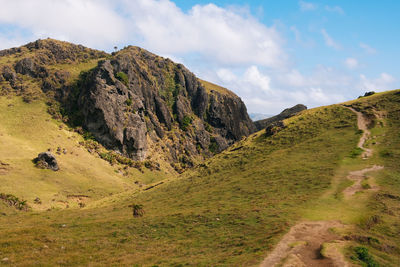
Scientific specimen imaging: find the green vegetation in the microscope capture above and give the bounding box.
[350,147,364,158]
[0,102,360,265]
[0,193,30,211]
[129,204,145,217]
[353,246,379,267]
[179,115,192,131]
[125,98,133,106]
[0,96,166,212]
[1,82,400,265]
[115,71,129,86]
[199,79,237,97]
[208,136,219,153]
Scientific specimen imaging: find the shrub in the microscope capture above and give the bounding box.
[129,204,145,217]
[0,193,30,211]
[354,246,379,267]
[126,98,133,106]
[180,116,192,131]
[115,71,129,86]
[379,149,393,158]
[209,137,219,154]
[349,147,364,158]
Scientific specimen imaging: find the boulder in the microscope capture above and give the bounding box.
[265,121,286,137]
[34,152,59,171]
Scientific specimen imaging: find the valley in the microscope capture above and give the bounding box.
[0,40,399,266]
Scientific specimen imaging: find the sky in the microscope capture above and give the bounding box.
[0,0,399,114]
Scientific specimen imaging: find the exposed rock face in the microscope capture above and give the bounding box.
[34,152,59,171]
[265,121,286,137]
[0,39,256,170]
[0,38,107,93]
[76,47,255,161]
[255,104,307,131]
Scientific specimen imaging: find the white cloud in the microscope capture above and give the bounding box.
[299,1,317,11]
[360,42,377,54]
[210,65,349,114]
[0,0,287,68]
[121,1,287,68]
[359,73,396,91]
[280,69,307,87]
[0,0,126,49]
[345,58,359,70]
[217,68,237,83]
[321,29,341,50]
[243,66,271,92]
[325,5,344,15]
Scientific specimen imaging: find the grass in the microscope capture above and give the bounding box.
[199,79,237,97]
[0,103,360,265]
[0,96,167,212]
[1,49,400,267]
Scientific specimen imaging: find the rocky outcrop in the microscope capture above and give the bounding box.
[255,104,307,131]
[75,47,255,161]
[1,39,256,169]
[34,152,59,171]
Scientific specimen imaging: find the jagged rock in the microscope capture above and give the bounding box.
[34,152,59,171]
[75,46,255,163]
[0,39,257,169]
[1,66,17,86]
[255,104,307,131]
[265,121,286,137]
[175,95,191,123]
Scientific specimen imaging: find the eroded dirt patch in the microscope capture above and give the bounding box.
[343,165,384,197]
[260,221,345,267]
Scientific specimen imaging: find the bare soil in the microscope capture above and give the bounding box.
[259,221,345,267]
[342,165,384,197]
[346,107,372,159]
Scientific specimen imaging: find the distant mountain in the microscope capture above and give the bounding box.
[254,104,307,131]
[249,113,272,121]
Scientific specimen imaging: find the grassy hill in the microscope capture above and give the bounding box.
[1,42,400,266]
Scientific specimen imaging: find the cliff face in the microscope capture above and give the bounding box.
[75,47,255,163]
[0,39,255,170]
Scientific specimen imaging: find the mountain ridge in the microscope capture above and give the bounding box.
[0,38,255,172]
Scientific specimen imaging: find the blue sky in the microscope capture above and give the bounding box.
[0,0,399,114]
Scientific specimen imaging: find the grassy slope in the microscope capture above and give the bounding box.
[0,103,361,266]
[0,96,168,212]
[199,79,238,97]
[343,91,400,266]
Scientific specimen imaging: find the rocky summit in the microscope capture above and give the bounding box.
[75,47,255,163]
[0,39,255,171]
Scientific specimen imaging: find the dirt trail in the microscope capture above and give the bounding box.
[259,107,384,266]
[346,107,372,159]
[259,221,346,267]
[342,165,384,197]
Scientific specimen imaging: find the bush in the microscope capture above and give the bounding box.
[209,137,219,154]
[115,71,129,86]
[349,147,364,158]
[379,149,393,158]
[180,116,192,131]
[126,98,133,106]
[354,246,379,267]
[129,204,145,217]
[0,193,30,211]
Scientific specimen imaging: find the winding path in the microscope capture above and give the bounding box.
[259,106,384,267]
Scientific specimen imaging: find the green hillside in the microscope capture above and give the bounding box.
[2,91,400,266]
[1,41,400,266]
